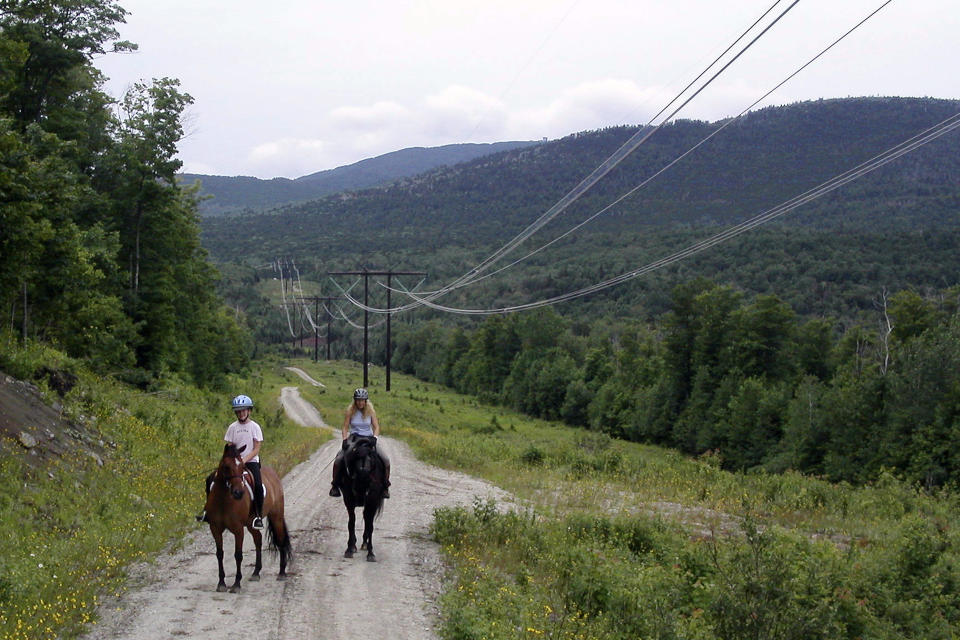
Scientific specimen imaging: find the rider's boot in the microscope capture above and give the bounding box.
[252,493,265,529]
[330,456,342,497]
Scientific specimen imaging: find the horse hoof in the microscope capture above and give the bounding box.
[366,554,377,563]
[249,574,260,582]
[229,584,241,593]
[277,574,287,581]
[216,584,228,593]
[344,550,354,558]
[360,542,368,550]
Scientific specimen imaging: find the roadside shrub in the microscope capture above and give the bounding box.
[520,444,545,466]
[706,521,852,640]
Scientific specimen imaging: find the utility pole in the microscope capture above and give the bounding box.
[297,296,341,361]
[328,269,426,391]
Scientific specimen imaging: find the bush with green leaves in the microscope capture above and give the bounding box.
[432,493,960,640]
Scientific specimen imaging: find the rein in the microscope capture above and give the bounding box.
[217,458,248,486]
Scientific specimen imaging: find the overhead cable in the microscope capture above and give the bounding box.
[379,0,801,313]
[383,113,960,315]
[392,0,895,299]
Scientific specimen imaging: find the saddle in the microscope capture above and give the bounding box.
[343,436,382,477]
[241,470,267,501]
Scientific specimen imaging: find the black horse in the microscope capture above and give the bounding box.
[334,435,387,562]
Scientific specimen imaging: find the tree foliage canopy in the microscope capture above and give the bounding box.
[0,0,248,386]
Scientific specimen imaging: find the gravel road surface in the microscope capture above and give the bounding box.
[82,377,508,640]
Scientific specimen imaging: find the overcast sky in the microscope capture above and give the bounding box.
[93,0,957,179]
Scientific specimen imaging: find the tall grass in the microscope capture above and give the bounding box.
[0,338,325,640]
[293,358,960,639]
[4,349,959,639]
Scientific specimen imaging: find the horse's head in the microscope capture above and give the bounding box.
[217,443,247,500]
[345,437,381,488]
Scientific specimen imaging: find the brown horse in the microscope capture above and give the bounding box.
[204,443,292,592]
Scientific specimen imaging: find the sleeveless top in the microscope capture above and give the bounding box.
[349,409,374,437]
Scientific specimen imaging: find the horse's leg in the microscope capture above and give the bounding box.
[345,502,357,558]
[248,526,263,581]
[363,503,376,562]
[270,515,290,580]
[213,526,228,592]
[229,528,244,593]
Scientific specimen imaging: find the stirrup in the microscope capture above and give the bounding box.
[195,509,207,522]
[329,484,341,497]
[252,516,264,530]
[383,487,390,499]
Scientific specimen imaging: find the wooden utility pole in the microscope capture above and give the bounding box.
[328,269,426,390]
[297,296,341,361]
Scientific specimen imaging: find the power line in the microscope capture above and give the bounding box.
[385,112,960,315]
[391,0,895,299]
[329,269,426,390]
[380,0,801,314]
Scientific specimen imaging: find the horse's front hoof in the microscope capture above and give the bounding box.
[277,574,287,581]
[249,574,260,582]
[216,584,228,593]
[344,550,354,558]
[229,584,242,593]
[360,542,368,550]
[366,554,377,563]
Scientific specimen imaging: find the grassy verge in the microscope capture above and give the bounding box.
[0,341,325,640]
[292,358,960,639]
[4,350,959,639]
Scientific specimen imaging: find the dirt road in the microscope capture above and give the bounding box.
[83,380,509,640]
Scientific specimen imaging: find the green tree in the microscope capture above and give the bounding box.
[0,0,133,138]
[460,316,520,401]
[881,319,960,486]
[888,290,940,343]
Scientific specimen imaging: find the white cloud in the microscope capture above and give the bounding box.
[246,138,328,178]
[422,85,508,139]
[329,101,412,131]
[96,0,959,179]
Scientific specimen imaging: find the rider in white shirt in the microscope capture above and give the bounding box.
[196,394,266,529]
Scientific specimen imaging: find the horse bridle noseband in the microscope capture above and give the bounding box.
[219,458,248,487]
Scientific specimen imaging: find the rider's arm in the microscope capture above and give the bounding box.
[341,410,351,440]
[371,410,381,437]
[244,439,262,463]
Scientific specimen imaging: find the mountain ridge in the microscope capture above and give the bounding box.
[181,140,539,215]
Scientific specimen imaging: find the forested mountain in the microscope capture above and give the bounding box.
[0,0,248,387]
[202,96,960,321]
[182,141,538,215]
[202,96,960,488]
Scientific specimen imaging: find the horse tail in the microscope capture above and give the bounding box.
[267,516,294,564]
[372,494,386,520]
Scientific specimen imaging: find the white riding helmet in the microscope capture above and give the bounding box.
[231,394,254,410]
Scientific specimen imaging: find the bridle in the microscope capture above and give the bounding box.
[217,456,248,493]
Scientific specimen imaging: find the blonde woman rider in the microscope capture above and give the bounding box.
[329,388,391,498]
